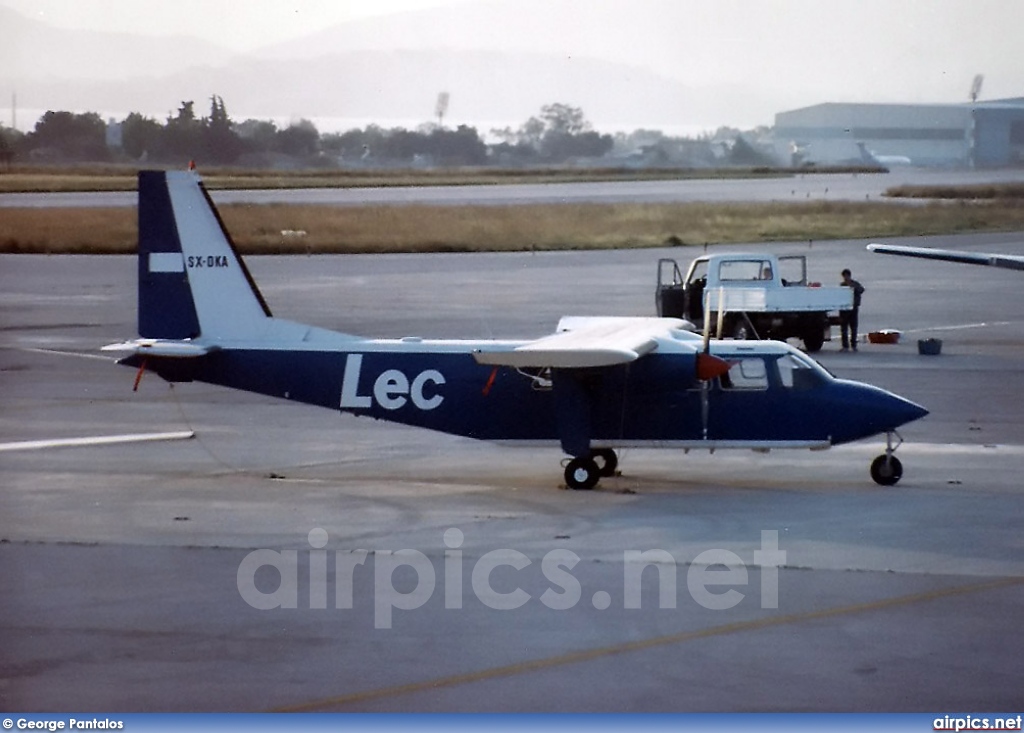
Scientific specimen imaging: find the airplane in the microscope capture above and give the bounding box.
[103,170,928,489]
[856,142,913,167]
[867,243,1024,271]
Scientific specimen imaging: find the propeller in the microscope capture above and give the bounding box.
[696,288,730,381]
[695,289,731,440]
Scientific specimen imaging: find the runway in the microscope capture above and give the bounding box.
[2,231,1024,711]
[3,167,1024,208]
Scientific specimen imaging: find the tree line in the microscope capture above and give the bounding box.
[0,95,777,169]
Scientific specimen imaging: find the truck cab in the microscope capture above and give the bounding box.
[656,253,852,352]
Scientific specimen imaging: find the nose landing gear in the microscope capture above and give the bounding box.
[871,431,904,486]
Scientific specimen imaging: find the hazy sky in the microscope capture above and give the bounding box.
[2,0,474,51]
[4,0,1019,99]
[2,0,1020,133]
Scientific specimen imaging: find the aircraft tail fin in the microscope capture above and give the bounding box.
[137,170,272,341]
[855,141,875,165]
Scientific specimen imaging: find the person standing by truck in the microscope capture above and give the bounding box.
[840,268,865,351]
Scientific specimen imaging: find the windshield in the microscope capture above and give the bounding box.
[776,352,831,389]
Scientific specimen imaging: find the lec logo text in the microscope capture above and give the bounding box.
[339,354,445,411]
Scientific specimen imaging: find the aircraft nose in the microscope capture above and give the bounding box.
[830,381,928,444]
[864,387,929,437]
[886,394,929,428]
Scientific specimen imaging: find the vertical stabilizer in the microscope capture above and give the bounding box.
[855,142,876,166]
[137,170,272,341]
[138,171,200,339]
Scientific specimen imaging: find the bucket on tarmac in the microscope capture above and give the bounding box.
[867,330,901,344]
[918,338,942,355]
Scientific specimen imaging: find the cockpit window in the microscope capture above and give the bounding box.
[777,353,828,389]
[720,357,768,390]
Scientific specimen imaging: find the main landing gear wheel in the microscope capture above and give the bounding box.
[870,430,905,486]
[564,456,600,491]
[591,448,619,477]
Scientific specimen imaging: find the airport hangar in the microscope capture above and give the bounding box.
[773,98,1024,167]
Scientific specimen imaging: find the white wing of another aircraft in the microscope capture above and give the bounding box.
[867,243,1024,271]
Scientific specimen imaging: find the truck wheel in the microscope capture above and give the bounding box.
[802,329,825,352]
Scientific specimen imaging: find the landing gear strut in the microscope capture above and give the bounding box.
[564,448,619,490]
[870,430,904,486]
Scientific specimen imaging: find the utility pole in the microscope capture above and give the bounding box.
[435,92,450,129]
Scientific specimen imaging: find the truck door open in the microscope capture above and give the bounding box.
[655,258,685,318]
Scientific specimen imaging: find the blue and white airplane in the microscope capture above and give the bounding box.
[104,171,928,489]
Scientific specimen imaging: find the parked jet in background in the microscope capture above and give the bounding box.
[104,171,927,489]
[857,142,913,167]
[868,243,1024,271]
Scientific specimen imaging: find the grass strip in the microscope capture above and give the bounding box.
[0,165,887,194]
[885,182,1024,199]
[2,199,1022,255]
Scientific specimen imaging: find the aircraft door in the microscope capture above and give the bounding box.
[707,356,775,440]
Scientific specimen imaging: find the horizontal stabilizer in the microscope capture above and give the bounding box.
[473,316,690,368]
[101,339,215,359]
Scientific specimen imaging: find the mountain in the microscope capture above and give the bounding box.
[0,2,789,132]
[6,0,1019,135]
[10,48,788,131]
[0,5,234,82]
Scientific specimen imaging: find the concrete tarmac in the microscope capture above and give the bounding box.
[1,232,1023,711]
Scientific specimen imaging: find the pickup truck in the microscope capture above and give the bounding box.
[655,253,853,352]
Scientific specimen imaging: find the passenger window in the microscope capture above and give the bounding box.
[721,358,768,390]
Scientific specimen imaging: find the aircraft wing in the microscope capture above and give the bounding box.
[867,243,1024,271]
[473,316,692,368]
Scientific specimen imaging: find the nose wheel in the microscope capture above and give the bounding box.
[871,431,904,486]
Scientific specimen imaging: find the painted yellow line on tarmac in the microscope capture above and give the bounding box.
[0,430,195,452]
[274,575,1024,712]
